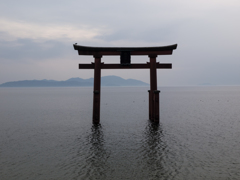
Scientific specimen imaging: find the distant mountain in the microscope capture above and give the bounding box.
[0,76,149,87]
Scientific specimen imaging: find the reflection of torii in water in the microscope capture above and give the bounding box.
[73,44,177,124]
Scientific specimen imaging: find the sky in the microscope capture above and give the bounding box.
[0,0,240,86]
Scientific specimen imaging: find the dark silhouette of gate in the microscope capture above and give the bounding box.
[73,44,177,124]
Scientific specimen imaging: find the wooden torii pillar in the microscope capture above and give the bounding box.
[73,44,177,124]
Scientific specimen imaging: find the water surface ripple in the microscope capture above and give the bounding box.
[0,86,240,179]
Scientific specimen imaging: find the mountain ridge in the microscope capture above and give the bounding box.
[0,76,149,87]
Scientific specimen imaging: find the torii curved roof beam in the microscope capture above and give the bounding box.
[73,44,177,56]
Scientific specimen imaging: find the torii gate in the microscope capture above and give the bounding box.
[73,44,177,124]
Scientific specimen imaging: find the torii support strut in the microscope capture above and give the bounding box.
[73,44,177,124]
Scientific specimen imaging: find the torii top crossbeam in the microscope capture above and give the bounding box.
[73,44,177,69]
[73,44,177,56]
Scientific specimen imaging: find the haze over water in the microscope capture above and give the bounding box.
[0,86,240,179]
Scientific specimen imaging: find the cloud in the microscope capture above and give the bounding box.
[0,18,108,42]
[1,0,240,85]
[0,18,110,61]
[0,38,71,61]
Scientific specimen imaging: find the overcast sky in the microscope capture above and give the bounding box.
[1,0,240,86]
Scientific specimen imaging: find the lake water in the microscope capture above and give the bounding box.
[0,86,240,180]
